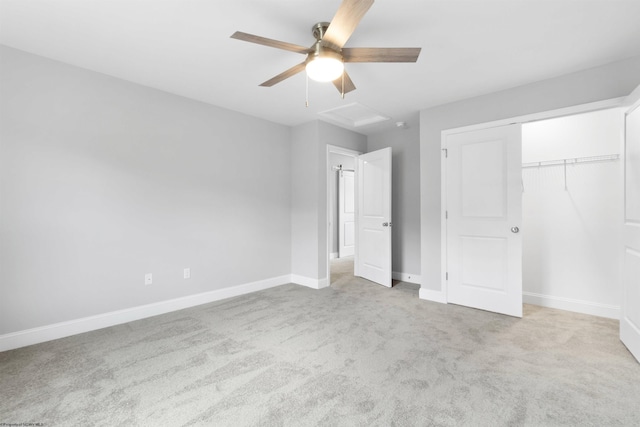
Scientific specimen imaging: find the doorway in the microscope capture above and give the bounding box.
[327,145,360,285]
[326,145,393,287]
[521,108,624,319]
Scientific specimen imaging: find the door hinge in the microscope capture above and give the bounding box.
[445,211,448,219]
[442,148,448,158]
[446,272,448,280]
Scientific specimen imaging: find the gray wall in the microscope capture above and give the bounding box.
[0,46,292,334]
[300,120,421,279]
[420,55,640,293]
[367,114,421,276]
[11,43,630,335]
[290,120,366,282]
[290,122,320,280]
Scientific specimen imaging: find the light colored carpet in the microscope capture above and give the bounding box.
[1,257,639,426]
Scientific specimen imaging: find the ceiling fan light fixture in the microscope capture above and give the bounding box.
[306,56,344,82]
[305,43,344,82]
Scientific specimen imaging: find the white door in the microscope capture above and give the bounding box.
[445,124,523,317]
[355,147,392,287]
[621,84,640,363]
[338,170,355,257]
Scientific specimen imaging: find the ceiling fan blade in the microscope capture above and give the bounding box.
[342,47,421,63]
[322,0,374,49]
[332,71,356,94]
[259,62,307,87]
[231,31,310,54]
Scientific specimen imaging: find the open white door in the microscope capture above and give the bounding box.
[355,147,392,287]
[445,124,523,317]
[621,84,640,363]
[338,170,355,257]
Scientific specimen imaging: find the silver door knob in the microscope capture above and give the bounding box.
[511,226,520,233]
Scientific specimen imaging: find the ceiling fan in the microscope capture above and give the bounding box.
[230,0,421,96]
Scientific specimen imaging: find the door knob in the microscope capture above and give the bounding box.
[511,226,519,233]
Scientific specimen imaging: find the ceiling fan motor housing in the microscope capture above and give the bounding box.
[307,41,343,64]
[308,22,343,68]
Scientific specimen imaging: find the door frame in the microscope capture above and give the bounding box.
[440,96,626,302]
[326,145,362,284]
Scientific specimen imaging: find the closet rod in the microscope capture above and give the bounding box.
[522,153,619,169]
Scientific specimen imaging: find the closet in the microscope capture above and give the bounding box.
[521,108,624,318]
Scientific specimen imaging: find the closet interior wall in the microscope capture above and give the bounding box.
[522,108,624,318]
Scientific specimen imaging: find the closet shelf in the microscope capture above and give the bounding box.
[521,153,620,192]
[522,154,619,169]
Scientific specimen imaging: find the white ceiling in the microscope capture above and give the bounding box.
[2,0,640,135]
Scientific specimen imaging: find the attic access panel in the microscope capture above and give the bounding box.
[318,102,390,128]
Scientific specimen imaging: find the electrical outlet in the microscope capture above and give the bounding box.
[184,268,191,279]
[145,273,152,285]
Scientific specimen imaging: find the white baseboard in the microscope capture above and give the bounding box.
[419,287,447,304]
[392,272,421,285]
[290,274,329,290]
[329,252,338,260]
[523,292,620,319]
[0,275,291,352]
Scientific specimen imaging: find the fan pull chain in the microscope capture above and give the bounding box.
[341,73,345,99]
[305,74,309,107]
